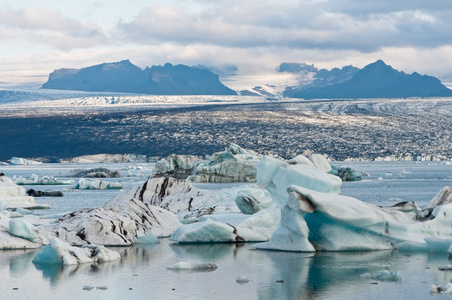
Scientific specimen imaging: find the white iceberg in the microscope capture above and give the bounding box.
[257,156,342,206]
[14,174,75,185]
[32,236,120,265]
[0,211,45,249]
[170,208,280,243]
[429,186,452,207]
[308,154,332,173]
[75,178,123,190]
[10,157,42,165]
[0,174,50,209]
[187,144,261,183]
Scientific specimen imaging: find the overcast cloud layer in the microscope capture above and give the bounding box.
[1,0,452,85]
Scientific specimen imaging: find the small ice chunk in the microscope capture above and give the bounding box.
[430,283,452,293]
[360,270,402,282]
[236,276,250,283]
[167,261,217,271]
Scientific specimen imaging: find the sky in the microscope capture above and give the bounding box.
[1,0,452,87]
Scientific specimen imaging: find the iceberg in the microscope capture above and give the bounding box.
[8,218,48,244]
[0,173,50,209]
[170,219,239,243]
[45,176,270,246]
[10,157,42,165]
[44,180,184,246]
[187,144,261,183]
[66,168,122,178]
[329,166,363,182]
[254,185,452,252]
[429,186,452,207]
[113,177,269,220]
[44,203,180,246]
[152,154,202,180]
[257,156,342,206]
[0,210,45,249]
[235,189,272,215]
[308,154,332,173]
[75,178,123,190]
[32,236,120,265]
[0,231,43,250]
[64,153,149,163]
[170,208,280,243]
[13,174,75,185]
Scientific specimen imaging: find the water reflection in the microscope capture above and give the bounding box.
[170,242,245,261]
[3,239,452,299]
[256,249,452,299]
[8,249,39,277]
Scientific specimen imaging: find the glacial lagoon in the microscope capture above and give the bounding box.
[1,161,452,299]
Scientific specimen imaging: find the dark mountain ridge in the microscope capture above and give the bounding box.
[284,60,452,99]
[42,60,237,95]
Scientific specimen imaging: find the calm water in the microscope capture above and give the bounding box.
[1,161,452,299]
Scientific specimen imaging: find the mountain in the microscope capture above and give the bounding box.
[42,60,237,95]
[277,62,318,73]
[284,60,452,99]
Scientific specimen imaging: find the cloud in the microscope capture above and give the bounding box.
[0,7,107,50]
[1,1,452,84]
[116,1,452,52]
